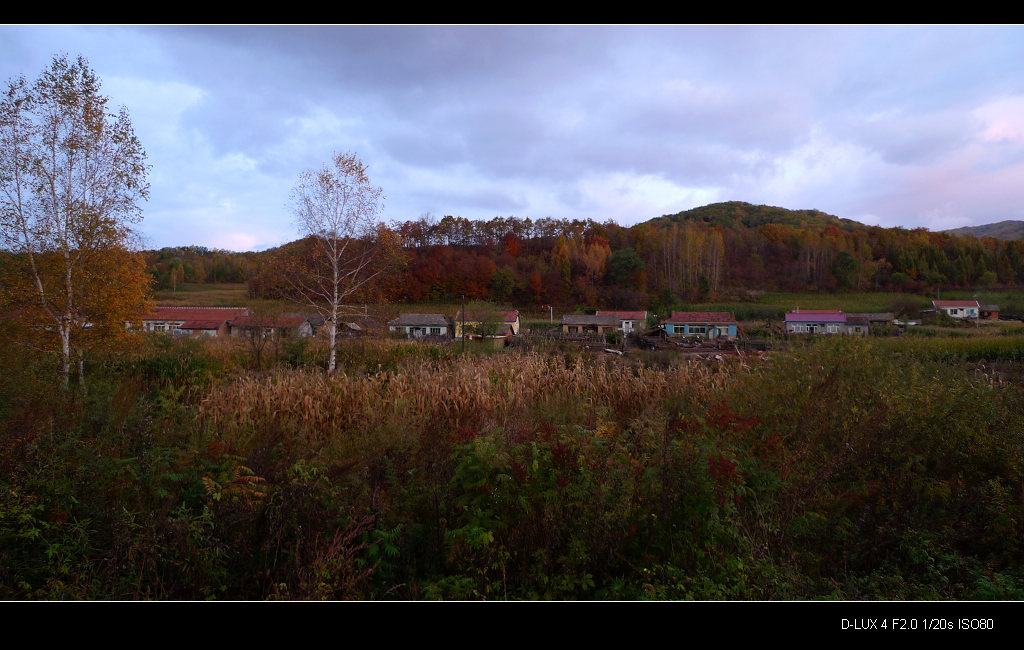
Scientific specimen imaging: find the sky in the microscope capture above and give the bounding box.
[3,25,1024,251]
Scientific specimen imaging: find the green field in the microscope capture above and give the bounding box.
[154,282,250,306]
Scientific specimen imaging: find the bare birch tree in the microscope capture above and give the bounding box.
[0,55,149,385]
[289,152,386,375]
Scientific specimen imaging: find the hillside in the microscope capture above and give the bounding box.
[140,201,1024,309]
[651,201,869,232]
[945,220,1024,241]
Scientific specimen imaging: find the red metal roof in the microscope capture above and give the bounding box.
[665,311,736,323]
[933,300,979,308]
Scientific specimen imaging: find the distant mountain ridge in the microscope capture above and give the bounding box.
[944,220,1024,241]
[651,201,869,232]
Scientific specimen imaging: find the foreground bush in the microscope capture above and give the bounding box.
[1,336,1023,599]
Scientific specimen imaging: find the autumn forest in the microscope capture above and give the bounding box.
[145,202,1024,314]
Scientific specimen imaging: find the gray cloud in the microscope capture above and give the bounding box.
[4,25,1024,249]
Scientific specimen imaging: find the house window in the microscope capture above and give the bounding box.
[430,327,441,335]
[690,325,707,334]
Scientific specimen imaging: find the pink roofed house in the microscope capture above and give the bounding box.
[784,309,846,334]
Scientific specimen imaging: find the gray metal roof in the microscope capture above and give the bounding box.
[388,313,449,326]
[561,314,619,326]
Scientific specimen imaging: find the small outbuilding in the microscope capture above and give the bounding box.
[561,314,619,335]
[453,309,521,339]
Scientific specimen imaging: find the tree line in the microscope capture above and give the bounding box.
[147,246,251,290]
[243,209,1024,311]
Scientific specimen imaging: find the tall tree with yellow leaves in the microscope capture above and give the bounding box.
[0,55,150,385]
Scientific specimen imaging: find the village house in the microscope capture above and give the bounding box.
[136,306,251,337]
[387,313,450,338]
[980,304,1000,320]
[281,312,325,336]
[339,315,384,336]
[229,314,314,338]
[561,314,619,335]
[844,314,871,336]
[783,309,893,335]
[858,312,895,326]
[453,309,521,339]
[855,312,896,334]
[784,309,847,335]
[596,310,648,335]
[663,312,738,339]
[932,299,979,319]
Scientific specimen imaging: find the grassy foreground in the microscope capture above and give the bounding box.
[2,333,1023,599]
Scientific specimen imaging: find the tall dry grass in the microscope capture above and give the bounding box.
[198,349,736,471]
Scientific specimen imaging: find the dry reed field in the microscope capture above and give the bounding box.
[198,341,736,469]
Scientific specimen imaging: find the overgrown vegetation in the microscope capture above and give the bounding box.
[3,331,1023,600]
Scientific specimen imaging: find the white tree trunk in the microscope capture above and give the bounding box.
[328,318,338,375]
[59,321,71,388]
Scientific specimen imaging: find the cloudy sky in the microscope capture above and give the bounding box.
[3,25,1024,251]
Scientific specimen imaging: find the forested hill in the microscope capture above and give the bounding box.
[148,202,1024,310]
[651,201,869,232]
[945,220,1024,241]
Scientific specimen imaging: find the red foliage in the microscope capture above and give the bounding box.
[704,400,759,437]
[708,452,742,506]
[503,232,521,257]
